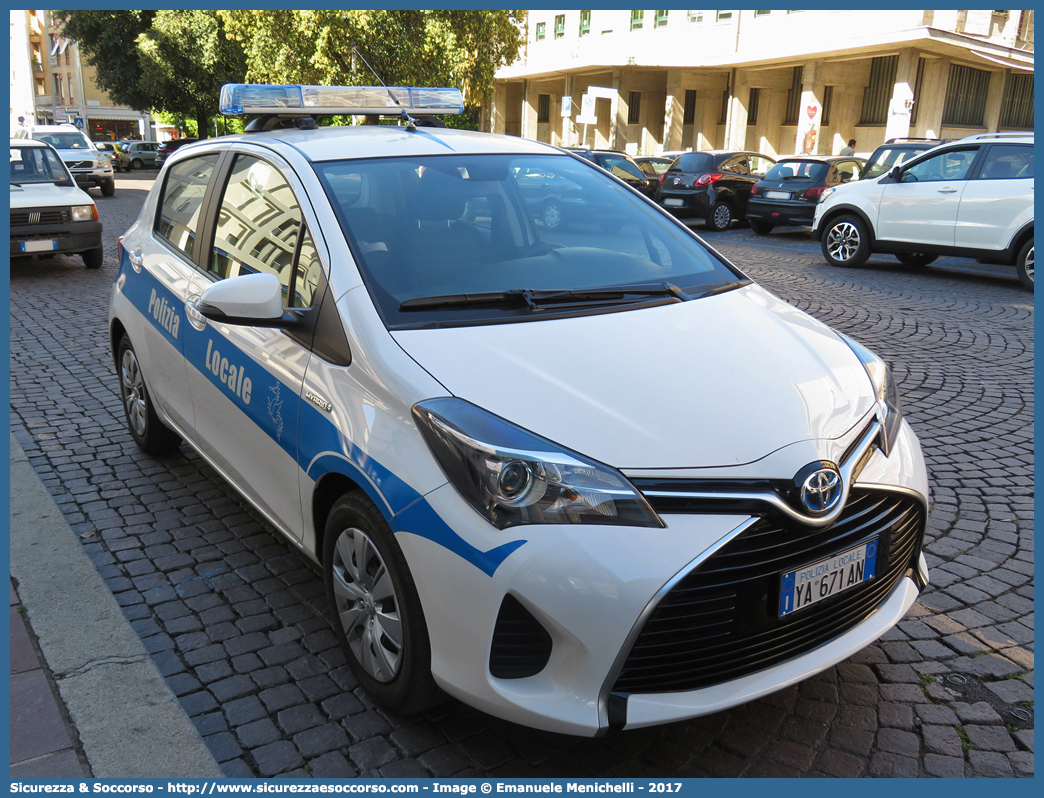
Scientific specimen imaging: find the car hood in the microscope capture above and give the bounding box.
[391,284,877,469]
[10,182,94,209]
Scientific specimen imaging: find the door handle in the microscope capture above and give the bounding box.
[937,188,958,193]
[128,248,143,273]
[185,301,208,332]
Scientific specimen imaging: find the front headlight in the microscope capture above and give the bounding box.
[818,186,836,203]
[840,334,903,456]
[70,204,96,222]
[413,398,663,530]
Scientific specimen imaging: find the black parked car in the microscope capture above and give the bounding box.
[861,137,944,181]
[747,155,867,235]
[155,137,199,166]
[567,148,657,197]
[655,150,776,230]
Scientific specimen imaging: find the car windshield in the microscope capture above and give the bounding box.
[34,133,92,150]
[764,160,830,182]
[672,152,715,172]
[315,153,742,329]
[863,147,931,179]
[10,145,72,185]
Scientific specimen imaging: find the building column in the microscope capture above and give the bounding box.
[609,68,623,149]
[914,57,948,138]
[795,60,824,154]
[982,69,1008,132]
[884,49,920,141]
[663,70,684,152]
[725,72,748,150]
[521,80,538,141]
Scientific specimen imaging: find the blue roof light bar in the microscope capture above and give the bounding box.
[220,84,465,116]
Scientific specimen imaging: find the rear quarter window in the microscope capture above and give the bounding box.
[155,154,220,261]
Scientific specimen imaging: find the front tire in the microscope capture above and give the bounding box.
[821,214,870,268]
[323,492,439,714]
[131,158,143,170]
[116,335,181,455]
[749,220,774,236]
[100,179,115,197]
[706,201,733,232]
[894,252,937,268]
[1016,239,1034,291]
[82,246,104,269]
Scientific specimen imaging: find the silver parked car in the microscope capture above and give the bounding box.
[121,141,160,170]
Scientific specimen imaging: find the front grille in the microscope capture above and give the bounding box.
[68,161,94,170]
[12,207,71,226]
[612,489,924,694]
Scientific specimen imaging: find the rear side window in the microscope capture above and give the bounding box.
[598,155,646,182]
[155,154,219,261]
[210,154,313,308]
[977,144,1033,180]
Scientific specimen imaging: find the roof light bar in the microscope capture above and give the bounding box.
[219,84,465,116]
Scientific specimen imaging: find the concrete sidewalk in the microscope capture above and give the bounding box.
[9,433,224,779]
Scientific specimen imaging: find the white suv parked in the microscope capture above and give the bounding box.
[12,123,115,197]
[812,133,1034,290]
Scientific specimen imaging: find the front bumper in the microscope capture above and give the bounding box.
[11,220,103,256]
[393,418,929,735]
[71,168,113,188]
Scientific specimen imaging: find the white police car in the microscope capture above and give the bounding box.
[109,84,930,735]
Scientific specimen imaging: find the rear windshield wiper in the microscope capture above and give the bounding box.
[400,282,699,312]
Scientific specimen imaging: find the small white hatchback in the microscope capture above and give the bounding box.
[108,84,930,735]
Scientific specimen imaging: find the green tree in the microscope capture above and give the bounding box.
[52,11,157,112]
[136,11,246,139]
[219,10,524,111]
[53,9,245,139]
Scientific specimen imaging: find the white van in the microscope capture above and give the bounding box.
[12,123,115,196]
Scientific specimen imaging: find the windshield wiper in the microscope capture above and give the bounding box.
[400,282,699,312]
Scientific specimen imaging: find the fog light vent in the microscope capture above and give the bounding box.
[489,594,552,679]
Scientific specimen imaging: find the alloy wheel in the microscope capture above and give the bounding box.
[120,349,147,437]
[826,221,862,263]
[1025,245,1034,283]
[713,204,731,229]
[330,527,403,682]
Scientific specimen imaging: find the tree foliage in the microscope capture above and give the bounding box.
[53,10,246,138]
[218,10,525,106]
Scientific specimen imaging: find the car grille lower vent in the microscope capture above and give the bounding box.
[489,594,553,679]
[612,489,924,694]
[11,208,71,226]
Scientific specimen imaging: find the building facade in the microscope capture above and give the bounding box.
[489,10,1034,157]
[10,9,155,141]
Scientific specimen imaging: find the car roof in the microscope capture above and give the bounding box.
[185,125,562,163]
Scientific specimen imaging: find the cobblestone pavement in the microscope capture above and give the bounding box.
[9,178,1033,778]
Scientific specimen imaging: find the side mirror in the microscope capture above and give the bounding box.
[194,272,296,328]
[889,166,902,182]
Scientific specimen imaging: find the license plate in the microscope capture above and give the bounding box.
[664,198,684,207]
[21,240,57,253]
[778,539,878,617]
[765,190,792,200]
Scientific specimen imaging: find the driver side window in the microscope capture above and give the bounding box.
[900,148,978,183]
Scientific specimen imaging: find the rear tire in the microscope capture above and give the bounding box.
[705,201,733,232]
[116,335,182,455]
[749,220,774,236]
[821,214,870,268]
[82,246,104,269]
[894,252,937,268]
[324,492,440,714]
[543,201,564,229]
[1016,239,1034,291]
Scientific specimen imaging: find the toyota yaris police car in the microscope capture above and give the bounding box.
[109,84,930,736]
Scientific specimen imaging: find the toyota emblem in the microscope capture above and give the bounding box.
[800,467,842,514]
